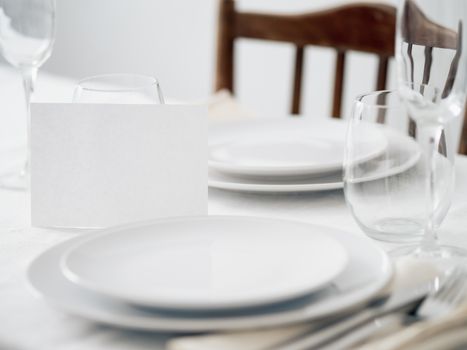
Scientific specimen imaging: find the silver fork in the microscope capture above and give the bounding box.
[316,266,467,350]
[278,266,467,350]
[415,266,467,320]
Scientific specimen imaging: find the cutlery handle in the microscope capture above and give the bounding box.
[278,309,378,350]
[319,313,405,350]
[277,301,419,350]
[357,309,467,350]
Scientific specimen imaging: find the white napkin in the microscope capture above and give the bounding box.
[208,89,256,122]
[166,257,439,350]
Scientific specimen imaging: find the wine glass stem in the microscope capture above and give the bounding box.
[419,122,443,252]
[21,66,38,179]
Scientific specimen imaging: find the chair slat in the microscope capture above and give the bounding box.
[408,119,417,138]
[406,44,416,139]
[215,0,235,92]
[407,43,415,83]
[376,91,389,124]
[459,106,467,155]
[376,56,389,91]
[422,46,433,85]
[291,46,304,115]
[439,131,447,156]
[332,51,346,118]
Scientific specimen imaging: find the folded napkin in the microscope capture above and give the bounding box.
[166,257,439,350]
[207,89,256,122]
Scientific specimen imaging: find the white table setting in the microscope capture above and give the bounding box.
[2,0,467,350]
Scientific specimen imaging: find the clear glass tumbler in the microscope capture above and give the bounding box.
[344,89,455,243]
[73,74,165,104]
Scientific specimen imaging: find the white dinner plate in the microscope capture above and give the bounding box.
[209,118,387,178]
[27,219,392,332]
[209,169,343,193]
[208,125,421,193]
[61,216,348,310]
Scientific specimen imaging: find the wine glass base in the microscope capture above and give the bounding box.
[389,244,467,270]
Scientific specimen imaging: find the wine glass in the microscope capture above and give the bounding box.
[395,0,467,260]
[0,0,56,190]
[73,74,165,104]
[344,88,454,244]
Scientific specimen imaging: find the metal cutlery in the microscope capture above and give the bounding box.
[350,266,467,350]
[415,266,467,320]
[289,266,467,350]
[270,280,431,350]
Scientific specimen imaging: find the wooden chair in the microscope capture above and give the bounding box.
[400,0,466,154]
[215,0,396,118]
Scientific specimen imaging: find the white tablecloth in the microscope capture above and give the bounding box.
[1,65,467,350]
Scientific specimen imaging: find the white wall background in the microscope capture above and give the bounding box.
[39,0,397,118]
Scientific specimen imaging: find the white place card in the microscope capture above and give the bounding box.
[30,103,207,228]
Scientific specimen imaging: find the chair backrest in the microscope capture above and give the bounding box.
[400,0,466,155]
[401,0,460,94]
[215,0,396,117]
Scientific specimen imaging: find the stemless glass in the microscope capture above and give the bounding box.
[395,0,467,259]
[73,74,165,104]
[0,0,56,189]
[344,89,455,244]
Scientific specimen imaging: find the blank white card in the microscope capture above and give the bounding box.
[31,103,207,228]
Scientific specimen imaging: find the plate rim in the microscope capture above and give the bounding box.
[208,176,344,192]
[60,216,349,310]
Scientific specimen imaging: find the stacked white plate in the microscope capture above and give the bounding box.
[27,216,393,332]
[208,117,388,193]
[208,117,422,193]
